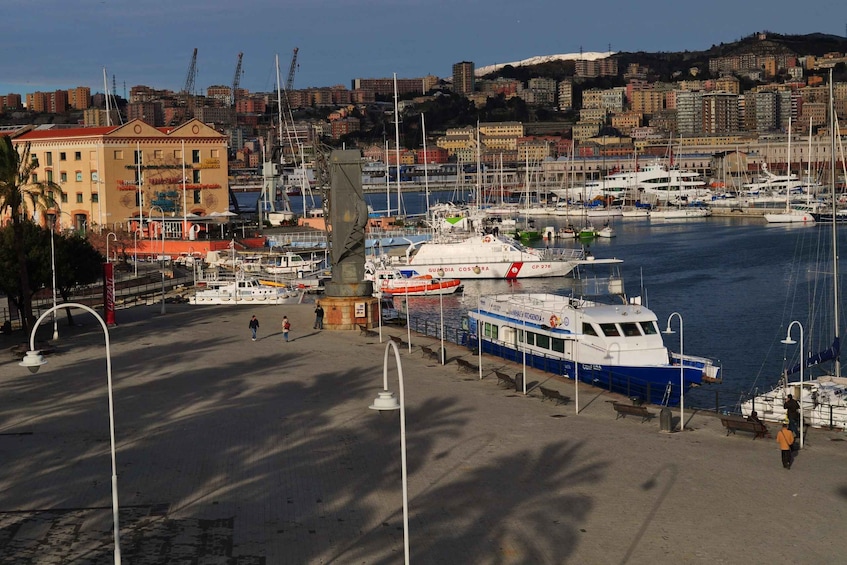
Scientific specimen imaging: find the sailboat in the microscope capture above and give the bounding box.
[763,116,816,224]
[742,74,846,429]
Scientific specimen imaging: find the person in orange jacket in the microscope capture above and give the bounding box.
[776,421,795,469]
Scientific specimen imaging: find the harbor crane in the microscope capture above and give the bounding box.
[231,52,244,127]
[177,48,198,123]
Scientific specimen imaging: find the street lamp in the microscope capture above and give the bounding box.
[782,320,805,449]
[150,206,166,315]
[106,232,117,263]
[376,291,384,343]
[368,340,410,565]
[663,312,684,431]
[49,216,58,341]
[436,269,445,365]
[132,228,143,278]
[19,303,122,565]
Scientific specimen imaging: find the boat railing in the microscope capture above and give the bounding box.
[539,247,584,261]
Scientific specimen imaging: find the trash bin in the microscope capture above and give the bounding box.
[660,407,673,432]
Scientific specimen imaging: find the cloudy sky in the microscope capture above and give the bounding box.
[2,0,844,97]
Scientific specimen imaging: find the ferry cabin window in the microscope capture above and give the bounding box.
[483,322,498,340]
[552,338,565,353]
[526,332,535,346]
[639,321,659,335]
[600,323,621,337]
[582,322,598,336]
[535,334,550,349]
[620,322,641,337]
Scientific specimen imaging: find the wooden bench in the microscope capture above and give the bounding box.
[455,358,475,373]
[358,324,378,338]
[419,344,439,361]
[539,386,570,406]
[720,416,768,439]
[612,402,655,423]
[494,370,516,389]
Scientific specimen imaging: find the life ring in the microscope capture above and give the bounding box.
[550,315,560,328]
[483,235,493,243]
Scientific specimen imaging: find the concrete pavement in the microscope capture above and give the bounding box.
[1,302,846,564]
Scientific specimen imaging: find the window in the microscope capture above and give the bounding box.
[60,172,67,183]
[600,323,621,337]
[484,322,492,338]
[91,171,98,182]
[76,193,83,204]
[154,150,163,159]
[639,321,659,335]
[59,152,66,161]
[490,324,498,341]
[193,189,201,204]
[535,334,550,349]
[552,338,565,353]
[92,193,99,203]
[75,151,81,160]
[582,322,598,337]
[76,171,83,182]
[61,192,68,203]
[134,150,143,164]
[46,170,53,182]
[192,169,200,183]
[32,173,38,183]
[192,149,200,163]
[621,322,642,337]
[46,152,52,166]
[525,332,536,346]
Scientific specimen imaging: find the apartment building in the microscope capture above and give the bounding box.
[452,61,475,95]
[558,80,573,111]
[702,92,740,134]
[12,119,228,233]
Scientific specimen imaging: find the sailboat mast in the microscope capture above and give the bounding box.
[103,68,111,127]
[393,73,402,217]
[786,115,792,213]
[422,113,430,222]
[829,70,841,378]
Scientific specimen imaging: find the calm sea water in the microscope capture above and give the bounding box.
[237,190,843,411]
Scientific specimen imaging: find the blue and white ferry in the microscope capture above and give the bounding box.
[467,273,720,405]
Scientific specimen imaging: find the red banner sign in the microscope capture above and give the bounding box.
[103,262,116,326]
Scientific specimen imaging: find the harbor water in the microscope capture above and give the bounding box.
[236,190,842,412]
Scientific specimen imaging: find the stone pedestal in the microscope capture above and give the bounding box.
[322,296,380,330]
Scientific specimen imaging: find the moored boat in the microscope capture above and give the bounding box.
[365,261,463,296]
[467,275,720,405]
[389,232,621,279]
[191,277,302,305]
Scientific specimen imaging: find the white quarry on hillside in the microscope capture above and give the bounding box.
[476,52,616,76]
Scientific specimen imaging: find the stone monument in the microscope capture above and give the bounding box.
[321,149,379,329]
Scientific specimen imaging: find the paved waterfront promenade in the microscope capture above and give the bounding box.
[2,302,846,564]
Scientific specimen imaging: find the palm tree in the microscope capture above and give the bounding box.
[0,136,60,333]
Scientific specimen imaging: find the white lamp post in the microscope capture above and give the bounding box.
[49,217,59,341]
[150,206,166,315]
[437,269,445,365]
[368,341,410,565]
[132,228,142,278]
[19,303,122,565]
[405,283,411,353]
[376,291,383,343]
[782,320,805,449]
[664,312,684,431]
[106,232,117,263]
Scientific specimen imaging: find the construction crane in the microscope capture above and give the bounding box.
[179,48,198,122]
[281,47,299,164]
[231,52,244,107]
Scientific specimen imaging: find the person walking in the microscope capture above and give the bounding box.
[784,394,800,436]
[282,316,291,342]
[314,302,324,330]
[776,421,796,469]
[249,315,260,341]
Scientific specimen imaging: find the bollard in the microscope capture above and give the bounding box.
[660,407,673,432]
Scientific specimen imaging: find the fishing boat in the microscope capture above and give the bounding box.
[388,232,621,279]
[467,270,721,405]
[264,251,324,275]
[649,206,711,220]
[742,76,847,429]
[365,261,463,296]
[191,277,302,304]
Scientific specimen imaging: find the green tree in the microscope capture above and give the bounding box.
[0,137,60,333]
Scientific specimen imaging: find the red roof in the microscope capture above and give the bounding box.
[16,126,119,140]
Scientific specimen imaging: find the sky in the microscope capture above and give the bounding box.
[2,0,845,98]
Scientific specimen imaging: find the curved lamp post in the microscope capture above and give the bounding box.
[663,312,684,431]
[132,228,143,278]
[150,206,166,314]
[106,232,117,263]
[19,303,122,565]
[368,341,410,565]
[49,217,59,340]
[782,320,804,449]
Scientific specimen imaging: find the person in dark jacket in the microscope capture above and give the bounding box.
[249,315,259,341]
